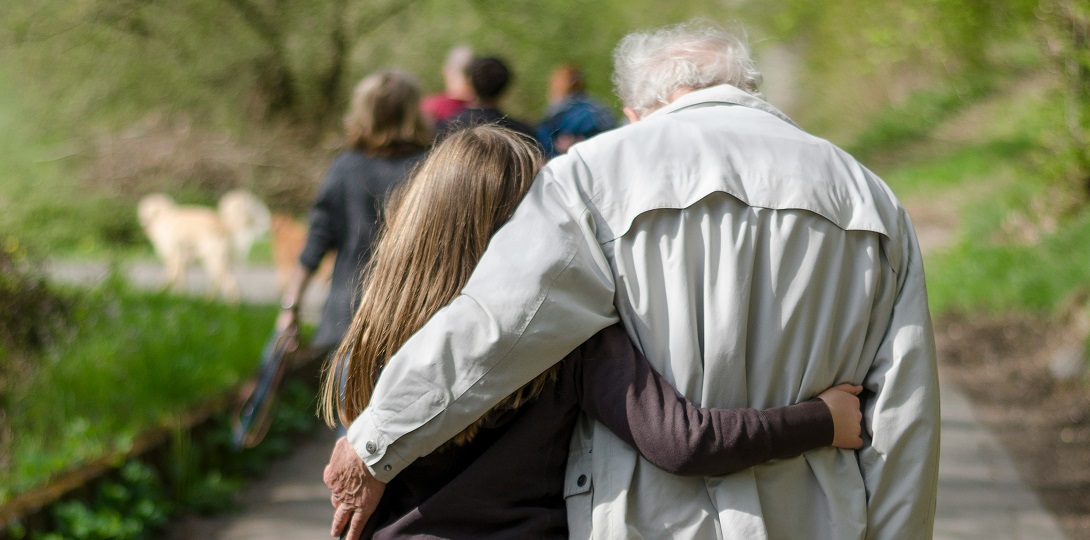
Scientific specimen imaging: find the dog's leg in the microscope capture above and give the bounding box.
[163,252,187,293]
[220,272,241,304]
[211,258,241,303]
[199,239,240,303]
[174,251,190,293]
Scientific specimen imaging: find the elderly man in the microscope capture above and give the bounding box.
[326,21,939,540]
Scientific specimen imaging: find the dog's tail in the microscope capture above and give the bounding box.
[218,189,272,260]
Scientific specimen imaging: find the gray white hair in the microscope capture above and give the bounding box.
[612,20,762,116]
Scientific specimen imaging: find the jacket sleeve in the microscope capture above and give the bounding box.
[573,325,833,477]
[347,153,619,482]
[859,211,941,539]
[299,158,344,271]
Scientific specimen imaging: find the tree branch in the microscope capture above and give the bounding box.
[222,0,282,48]
[349,0,425,39]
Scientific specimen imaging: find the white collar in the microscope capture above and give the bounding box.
[649,84,799,128]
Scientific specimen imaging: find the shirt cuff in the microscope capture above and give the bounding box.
[780,398,835,450]
[347,409,409,483]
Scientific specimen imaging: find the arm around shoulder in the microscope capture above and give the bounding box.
[348,158,620,481]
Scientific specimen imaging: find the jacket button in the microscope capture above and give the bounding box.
[365,442,377,454]
[384,465,392,471]
[576,474,587,487]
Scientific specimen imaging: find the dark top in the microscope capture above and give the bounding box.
[361,324,833,539]
[435,106,537,142]
[299,149,426,348]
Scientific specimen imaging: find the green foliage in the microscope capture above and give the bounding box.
[2,379,321,539]
[1038,0,1090,189]
[927,204,1090,315]
[42,461,170,540]
[0,237,71,355]
[161,380,320,515]
[0,277,276,500]
[0,237,73,477]
[745,0,1041,141]
[865,76,1090,317]
[0,69,142,257]
[847,79,998,162]
[883,139,1031,198]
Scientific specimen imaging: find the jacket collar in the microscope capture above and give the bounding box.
[648,84,799,128]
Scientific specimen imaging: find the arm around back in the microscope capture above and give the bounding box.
[573,325,834,477]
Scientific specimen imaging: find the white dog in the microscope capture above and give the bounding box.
[137,190,271,302]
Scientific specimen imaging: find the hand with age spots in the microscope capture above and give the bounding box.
[323,436,386,539]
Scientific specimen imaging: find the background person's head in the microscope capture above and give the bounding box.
[343,69,432,156]
[442,45,475,100]
[612,20,762,121]
[467,56,513,106]
[547,64,587,104]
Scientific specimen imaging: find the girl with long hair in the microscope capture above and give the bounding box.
[320,125,863,538]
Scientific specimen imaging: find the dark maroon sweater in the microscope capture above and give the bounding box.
[360,324,833,539]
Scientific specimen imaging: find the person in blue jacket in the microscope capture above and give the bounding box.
[536,64,617,157]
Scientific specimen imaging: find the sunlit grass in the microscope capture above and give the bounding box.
[866,79,1087,317]
[0,280,275,501]
[927,212,1090,315]
[847,79,997,162]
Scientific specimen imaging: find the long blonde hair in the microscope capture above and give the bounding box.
[320,125,555,445]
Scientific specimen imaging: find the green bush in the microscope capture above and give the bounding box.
[0,276,276,502]
[2,378,321,539]
[0,238,72,355]
[848,79,998,162]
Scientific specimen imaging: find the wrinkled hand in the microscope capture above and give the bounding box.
[816,383,864,449]
[323,436,386,539]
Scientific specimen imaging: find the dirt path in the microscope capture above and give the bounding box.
[906,185,1085,536]
[906,192,1072,538]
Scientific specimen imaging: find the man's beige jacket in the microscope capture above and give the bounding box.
[348,84,940,539]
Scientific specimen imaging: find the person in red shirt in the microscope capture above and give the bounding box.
[420,45,474,124]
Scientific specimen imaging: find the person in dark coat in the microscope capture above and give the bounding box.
[277,69,431,351]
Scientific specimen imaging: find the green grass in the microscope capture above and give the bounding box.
[847,78,997,162]
[927,212,1090,315]
[0,279,276,501]
[865,76,1090,317]
[881,137,1033,197]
